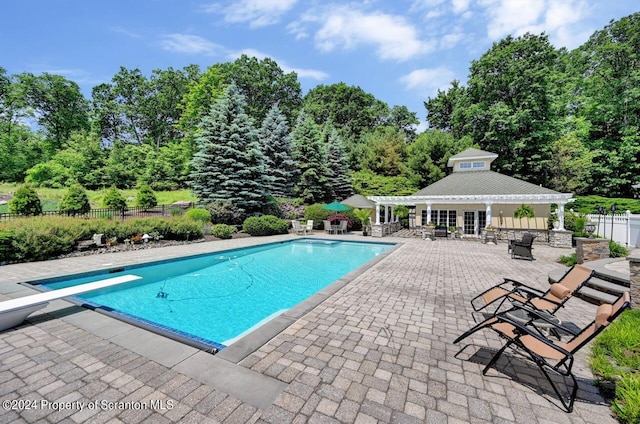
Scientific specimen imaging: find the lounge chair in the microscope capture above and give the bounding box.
[454,292,631,412]
[511,233,536,260]
[470,264,593,314]
[323,220,333,234]
[306,220,314,233]
[291,220,305,235]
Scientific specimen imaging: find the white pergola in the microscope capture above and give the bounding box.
[368,193,574,230]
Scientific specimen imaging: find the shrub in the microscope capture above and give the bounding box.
[58,184,91,216]
[275,198,305,220]
[303,204,331,228]
[0,230,15,263]
[211,224,236,239]
[9,184,42,216]
[243,215,288,236]
[102,186,127,210]
[136,184,157,209]
[558,253,577,266]
[205,201,243,226]
[185,208,211,225]
[610,241,630,258]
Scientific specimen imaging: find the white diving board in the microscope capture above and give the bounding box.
[0,274,141,332]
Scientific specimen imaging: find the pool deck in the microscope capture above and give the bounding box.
[0,234,624,423]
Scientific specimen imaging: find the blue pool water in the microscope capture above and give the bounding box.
[37,239,393,349]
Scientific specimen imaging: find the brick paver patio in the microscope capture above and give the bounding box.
[0,235,621,423]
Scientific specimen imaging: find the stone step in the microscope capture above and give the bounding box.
[584,276,630,296]
[577,286,619,305]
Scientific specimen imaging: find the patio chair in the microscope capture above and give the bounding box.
[306,220,314,233]
[454,292,631,412]
[291,220,305,235]
[470,264,593,314]
[323,220,333,234]
[336,220,348,235]
[510,233,536,260]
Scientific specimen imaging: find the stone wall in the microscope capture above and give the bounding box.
[575,238,610,264]
[549,230,572,249]
[372,225,383,238]
[628,252,639,309]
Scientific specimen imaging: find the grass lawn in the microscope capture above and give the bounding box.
[0,183,197,212]
[590,309,640,423]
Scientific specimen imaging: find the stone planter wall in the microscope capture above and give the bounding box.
[549,230,572,249]
[575,238,610,264]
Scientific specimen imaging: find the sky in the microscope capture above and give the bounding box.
[2,0,639,129]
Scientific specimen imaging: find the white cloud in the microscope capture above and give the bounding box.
[205,0,298,28]
[161,34,223,55]
[451,0,471,14]
[110,26,142,39]
[308,6,432,61]
[400,67,457,97]
[479,0,589,48]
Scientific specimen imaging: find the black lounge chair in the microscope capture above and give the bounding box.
[510,233,536,260]
[454,292,631,412]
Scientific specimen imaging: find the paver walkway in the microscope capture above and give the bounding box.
[0,235,621,423]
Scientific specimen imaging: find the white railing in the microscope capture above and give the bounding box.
[586,211,639,248]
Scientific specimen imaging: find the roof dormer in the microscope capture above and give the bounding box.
[447,148,498,172]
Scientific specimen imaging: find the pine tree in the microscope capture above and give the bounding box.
[292,112,331,204]
[259,104,297,198]
[189,84,266,216]
[325,126,353,200]
[58,183,91,216]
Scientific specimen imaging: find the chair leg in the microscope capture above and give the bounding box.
[536,363,577,413]
[482,341,511,375]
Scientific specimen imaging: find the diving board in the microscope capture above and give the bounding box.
[0,274,141,332]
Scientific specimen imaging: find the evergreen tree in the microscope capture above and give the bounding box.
[189,84,266,216]
[102,186,127,210]
[259,104,297,198]
[58,184,91,216]
[325,126,353,200]
[136,184,157,209]
[8,184,42,216]
[292,112,331,204]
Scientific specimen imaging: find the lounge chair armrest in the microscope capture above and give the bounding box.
[512,285,545,299]
[505,304,577,335]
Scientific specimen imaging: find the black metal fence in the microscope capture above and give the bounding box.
[0,203,196,221]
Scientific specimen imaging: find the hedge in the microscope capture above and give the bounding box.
[0,216,203,263]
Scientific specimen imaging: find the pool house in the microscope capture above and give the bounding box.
[368,148,574,247]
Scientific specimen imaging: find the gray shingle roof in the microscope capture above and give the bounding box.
[413,170,562,196]
[449,148,498,161]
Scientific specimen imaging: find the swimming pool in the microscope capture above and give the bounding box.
[31,239,395,352]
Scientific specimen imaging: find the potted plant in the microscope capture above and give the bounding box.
[353,208,373,236]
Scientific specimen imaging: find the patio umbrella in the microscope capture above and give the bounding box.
[341,194,375,209]
[322,201,351,212]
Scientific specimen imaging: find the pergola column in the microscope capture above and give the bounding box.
[375,203,381,225]
[485,203,492,227]
[384,205,389,223]
[391,206,395,222]
[426,203,432,225]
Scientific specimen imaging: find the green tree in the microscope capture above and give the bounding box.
[325,126,353,200]
[424,80,468,140]
[189,84,267,215]
[548,129,595,194]
[292,112,331,204]
[58,184,91,215]
[385,105,419,142]
[9,184,42,216]
[359,127,407,177]
[18,72,90,155]
[102,186,127,210]
[303,82,389,144]
[259,104,297,198]
[569,13,640,196]
[464,33,561,184]
[218,55,302,126]
[136,184,158,209]
[406,130,470,187]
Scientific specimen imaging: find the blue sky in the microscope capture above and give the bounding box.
[2,1,638,129]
